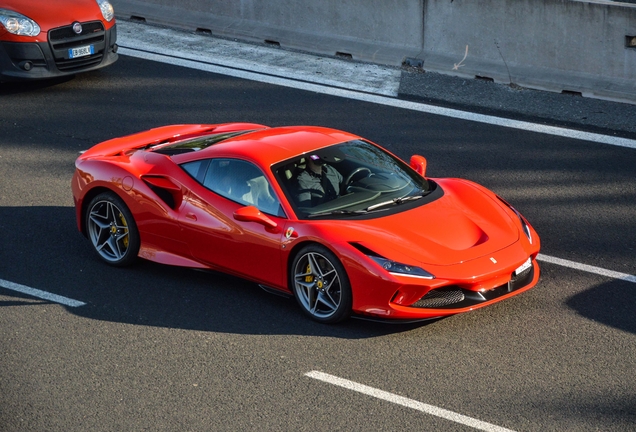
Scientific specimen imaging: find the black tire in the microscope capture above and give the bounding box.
[85,192,140,266]
[290,244,352,323]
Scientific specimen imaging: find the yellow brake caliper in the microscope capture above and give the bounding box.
[119,212,129,248]
[305,263,313,283]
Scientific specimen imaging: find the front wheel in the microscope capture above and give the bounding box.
[291,244,352,323]
[85,192,140,266]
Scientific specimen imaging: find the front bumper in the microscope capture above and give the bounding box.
[0,22,117,81]
[347,232,541,320]
[352,259,540,321]
[390,259,539,316]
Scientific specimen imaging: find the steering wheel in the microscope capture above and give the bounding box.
[344,167,372,186]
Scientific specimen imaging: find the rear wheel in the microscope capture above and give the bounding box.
[85,192,140,266]
[291,244,352,323]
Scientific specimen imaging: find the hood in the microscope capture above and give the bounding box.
[1,0,108,37]
[333,179,519,266]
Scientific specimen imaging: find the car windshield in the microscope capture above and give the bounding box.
[274,140,432,219]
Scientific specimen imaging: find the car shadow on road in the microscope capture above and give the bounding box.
[0,76,75,95]
[566,278,636,335]
[0,206,438,339]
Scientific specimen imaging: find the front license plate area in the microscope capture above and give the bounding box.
[514,258,532,276]
[69,45,94,59]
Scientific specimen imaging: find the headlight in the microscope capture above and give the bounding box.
[370,256,435,279]
[0,10,40,36]
[96,0,115,22]
[497,196,533,244]
[512,207,532,244]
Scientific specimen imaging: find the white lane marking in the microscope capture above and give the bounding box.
[0,278,86,307]
[537,254,636,283]
[118,44,636,150]
[305,371,516,432]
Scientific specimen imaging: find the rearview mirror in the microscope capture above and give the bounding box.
[233,205,279,231]
[410,155,427,177]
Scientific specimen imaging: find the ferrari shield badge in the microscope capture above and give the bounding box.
[285,227,296,239]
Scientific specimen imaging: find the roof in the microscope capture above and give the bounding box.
[174,126,361,167]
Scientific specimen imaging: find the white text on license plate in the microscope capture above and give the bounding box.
[515,258,532,276]
[69,45,94,59]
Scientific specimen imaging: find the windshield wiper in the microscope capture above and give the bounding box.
[306,209,368,218]
[365,194,424,212]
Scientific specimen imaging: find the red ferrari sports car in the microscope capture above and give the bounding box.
[72,123,541,323]
[0,0,117,81]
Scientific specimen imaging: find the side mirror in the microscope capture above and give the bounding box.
[410,155,427,177]
[233,205,279,231]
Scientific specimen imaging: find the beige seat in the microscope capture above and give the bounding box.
[243,176,277,213]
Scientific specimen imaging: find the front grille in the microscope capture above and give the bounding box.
[55,53,104,71]
[52,35,104,51]
[49,22,104,41]
[48,21,106,72]
[409,261,536,309]
[412,288,465,308]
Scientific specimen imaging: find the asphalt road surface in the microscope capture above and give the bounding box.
[1,52,635,431]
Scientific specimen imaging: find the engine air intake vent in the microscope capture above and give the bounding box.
[412,288,465,308]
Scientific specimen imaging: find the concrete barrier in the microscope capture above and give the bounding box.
[419,0,636,104]
[112,0,636,104]
[111,0,424,66]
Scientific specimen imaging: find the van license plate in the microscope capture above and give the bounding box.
[69,45,94,59]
